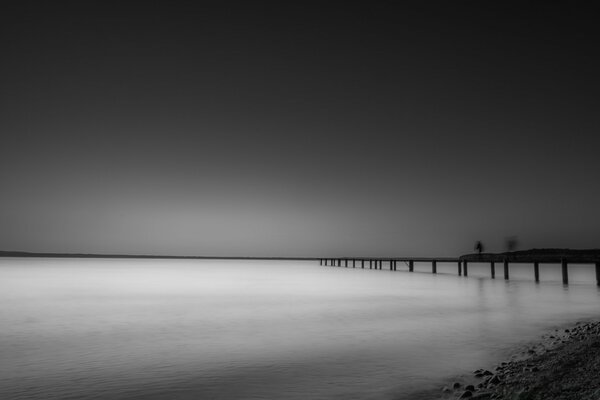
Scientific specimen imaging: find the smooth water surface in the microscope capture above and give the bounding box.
[1,258,599,399]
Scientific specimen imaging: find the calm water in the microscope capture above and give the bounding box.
[1,258,599,400]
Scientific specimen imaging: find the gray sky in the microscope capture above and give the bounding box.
[2,2,600,257]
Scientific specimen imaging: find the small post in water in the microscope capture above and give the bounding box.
[561,259,568,285]
[490,261,495,279]
[409,260,414,272]
[463,261,468,277]
[432,260,437,274]
[534,262,540,283]
[504,260,509,280]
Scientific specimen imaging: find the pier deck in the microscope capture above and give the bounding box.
[320,249,600,286]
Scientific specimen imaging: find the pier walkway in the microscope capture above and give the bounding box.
[319,250,600,286]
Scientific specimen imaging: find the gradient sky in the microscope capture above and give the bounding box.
[2,2,600,257]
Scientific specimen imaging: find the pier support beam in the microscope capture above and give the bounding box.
[379,260,383,270]
[353,259,355,268]
[463,261,468,277]
[534,262,540,283]
[504,260,509,280]
[344,259,348,267]
[409,260,414,272]
[432,260,437,274]
[369,260,372,269]
[361,260,364,269]
[561,260,569,285]
[458,261,462,276]
[490,261,495,279]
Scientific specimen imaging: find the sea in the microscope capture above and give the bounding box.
[1,257,599,400]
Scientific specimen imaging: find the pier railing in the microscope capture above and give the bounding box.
[319,253,600,286]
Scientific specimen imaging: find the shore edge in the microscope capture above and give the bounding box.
[437,320,600,399]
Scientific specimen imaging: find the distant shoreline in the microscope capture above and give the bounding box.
[2,248,600,263]
[0,250,319,261]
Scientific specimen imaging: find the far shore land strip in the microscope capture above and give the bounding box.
[3,248,600,262]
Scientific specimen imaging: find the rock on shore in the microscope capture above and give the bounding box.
[441,321,600,400]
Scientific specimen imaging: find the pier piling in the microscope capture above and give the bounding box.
[561,260,569,285]
[319,253,600,287]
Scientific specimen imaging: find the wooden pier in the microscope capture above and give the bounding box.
[319,249,600,286]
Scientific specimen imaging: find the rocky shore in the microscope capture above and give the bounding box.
[440,320,600,399]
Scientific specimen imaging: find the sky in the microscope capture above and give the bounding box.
[1,2,600,257]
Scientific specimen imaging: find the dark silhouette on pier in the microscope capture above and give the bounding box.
[505,236,519,252]
[475,241,484,254]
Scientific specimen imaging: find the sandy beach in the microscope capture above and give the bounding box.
[438,320,600,399]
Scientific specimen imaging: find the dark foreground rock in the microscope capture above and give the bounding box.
[441,321,600,400]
